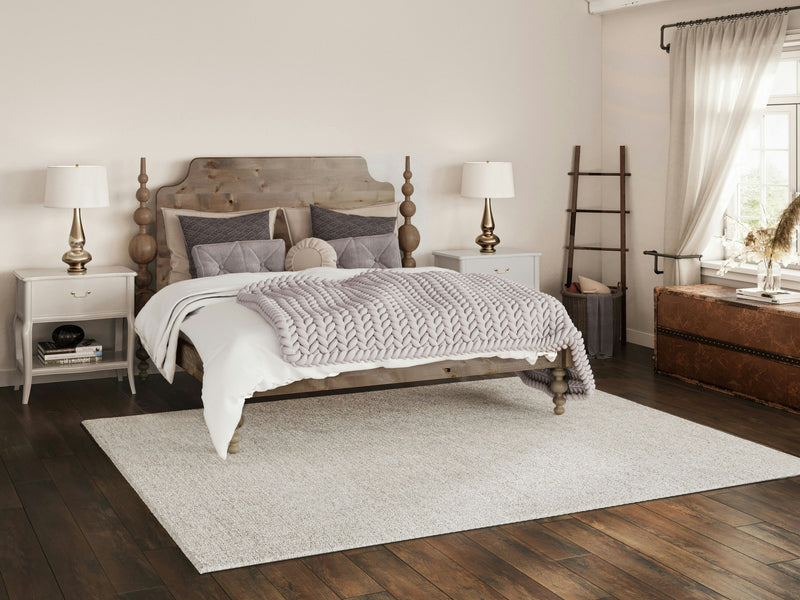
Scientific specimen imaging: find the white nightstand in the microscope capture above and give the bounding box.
[13,266,137,404]
[432,248,542,290]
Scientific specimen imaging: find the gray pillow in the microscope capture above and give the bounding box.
[191,240,286,277]
[310,204,396,240]
[178,210,271,277]
[328,233,401,269]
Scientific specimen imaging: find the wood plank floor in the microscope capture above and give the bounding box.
[1,344,799,600]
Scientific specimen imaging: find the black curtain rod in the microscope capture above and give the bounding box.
[660,5,798,53]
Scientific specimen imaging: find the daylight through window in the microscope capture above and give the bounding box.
[724,44,800,263]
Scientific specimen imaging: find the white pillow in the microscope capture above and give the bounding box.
[282,203,400,245]
[285,237,338,271]
[161,207,277,284]
[578,275,612,294]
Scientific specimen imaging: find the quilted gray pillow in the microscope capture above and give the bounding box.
[191,240,286,277]
[328,233,401,269]
[178,210,271,277]
[310,204,396,240]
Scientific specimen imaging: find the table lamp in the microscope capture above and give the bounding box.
[44,165,109,274]
[460,161,515,253]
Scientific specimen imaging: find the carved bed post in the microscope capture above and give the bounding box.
[398,156,420,267]
[129,158,157,379]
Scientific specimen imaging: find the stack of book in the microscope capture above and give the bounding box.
[37,339,103,365]
[736,288,800,305]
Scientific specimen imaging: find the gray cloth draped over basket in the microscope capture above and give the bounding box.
[585,293,613,359]
[561,286,622,358]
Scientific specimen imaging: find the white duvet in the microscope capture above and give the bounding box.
[135,267,554,458]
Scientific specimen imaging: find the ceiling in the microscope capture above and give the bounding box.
[585,0,673,14]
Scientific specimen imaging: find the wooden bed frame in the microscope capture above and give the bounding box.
[129,156,573,453]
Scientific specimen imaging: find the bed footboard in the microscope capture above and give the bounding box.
[220,350,574,455]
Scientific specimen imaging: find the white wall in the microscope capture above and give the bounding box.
[0,0,603,385]
[600,0,800,347]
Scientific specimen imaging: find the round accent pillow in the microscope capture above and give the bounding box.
[52,324,85,347]
[285,237,337,271]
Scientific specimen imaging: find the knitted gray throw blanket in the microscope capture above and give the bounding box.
[237,270,594,398]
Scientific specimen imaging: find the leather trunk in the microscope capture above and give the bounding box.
[654,284,800,411]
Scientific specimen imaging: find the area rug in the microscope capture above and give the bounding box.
[84,378,800,573]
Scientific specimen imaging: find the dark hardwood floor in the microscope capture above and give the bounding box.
[1,344,799,600]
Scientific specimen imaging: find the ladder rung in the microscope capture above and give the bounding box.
[568,172,632,177]
[566,209,631,214]
[569,246,630,252]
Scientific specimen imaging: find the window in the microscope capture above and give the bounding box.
[727,105,795,230]
[723,45,800,262]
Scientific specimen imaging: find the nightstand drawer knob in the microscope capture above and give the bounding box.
[70,290,92,298]
[493,267,510,274]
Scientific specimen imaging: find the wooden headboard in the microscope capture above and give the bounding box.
[154,156,404,290]
[129,155,419,307]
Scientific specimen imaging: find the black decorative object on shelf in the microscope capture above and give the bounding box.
[52,324,85,348]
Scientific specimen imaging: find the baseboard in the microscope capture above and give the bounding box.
[627,328,653,348]
[1,368,20,388]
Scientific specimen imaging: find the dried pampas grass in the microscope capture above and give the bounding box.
[718,195,800,275]
[771,194,800,257]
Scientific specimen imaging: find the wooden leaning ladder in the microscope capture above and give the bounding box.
[565,145,630,344]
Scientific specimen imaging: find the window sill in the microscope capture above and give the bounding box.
[700,260,800,291]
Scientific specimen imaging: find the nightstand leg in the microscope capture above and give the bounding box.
[21,319,32,405]
[13,316,21,391]
[127,367,137,395]
[126,316,136,395]
[22,380,32,405]
[115,318,124,382]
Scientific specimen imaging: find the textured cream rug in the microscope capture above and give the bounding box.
[84,378,800,573]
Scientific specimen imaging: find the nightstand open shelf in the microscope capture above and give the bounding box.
[30,350,129,376]
[13,266,137,404]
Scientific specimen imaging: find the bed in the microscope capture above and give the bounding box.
[129,156,593,458]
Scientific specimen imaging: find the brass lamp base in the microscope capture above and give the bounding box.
[475,197,500,253]
[62,208,92,274]
[62,249,92,274]
[476,232,500,253]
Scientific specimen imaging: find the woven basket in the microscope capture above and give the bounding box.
[561,285,623,345]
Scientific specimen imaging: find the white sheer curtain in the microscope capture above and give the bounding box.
[663,12,788,285]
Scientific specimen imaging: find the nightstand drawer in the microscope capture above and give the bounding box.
[461,256,535,287]
[31,276,129,318]
[433,248,541,290]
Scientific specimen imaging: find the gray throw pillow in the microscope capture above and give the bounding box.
[328,233,402,269]
[178,210,271,277]
[310,204,396,240]
[191,239,286,277]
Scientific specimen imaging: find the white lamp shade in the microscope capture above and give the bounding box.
[44,165,109,209]
[460,162,515,199]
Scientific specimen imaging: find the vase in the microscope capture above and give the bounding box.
[51,324,85,348]
[757,260,781,292]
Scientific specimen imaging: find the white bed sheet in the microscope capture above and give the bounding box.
[136,267,554,458]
